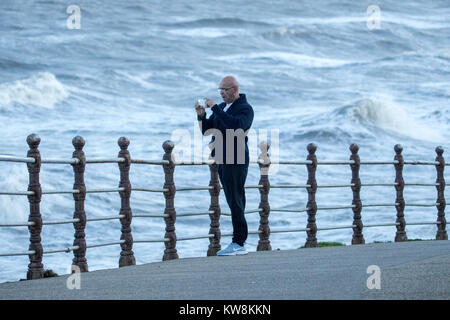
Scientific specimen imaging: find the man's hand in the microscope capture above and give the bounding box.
[204,98,216,108]
[195,100,206,117]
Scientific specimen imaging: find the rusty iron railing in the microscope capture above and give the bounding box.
[0,134,447,280]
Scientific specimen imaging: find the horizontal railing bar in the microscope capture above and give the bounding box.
[174,160,215,165]
[221,230,261,237]
[361,203,397,207]
[270,208,308,213]
[85,188,125,193]
[43,246,79,254]
[317,160,355,165]
[405,203,439,207]
[131,187,168,193]
[317,184,354,188]
[133,238,169,243]
[6,181,439,197]
[85,240,125,249]
[361,183,396,187]
[317,205,356,210]
[270,227,310,234]
[0,250,35,257]
[0,221,34,227]
[133,213,167,218]
[360,161,398,165]
[176,211,214,217]
[275,161,313,165]
[85,158,125,164]
[176,186,213,191]
[0,155,35,163]
[404,183,439,186]
[2,155,445,167]
[41,158,79,164]
[0,191,34,196]
[221,208,263,216]
[317,225,355,231]
[42,190,79,195]
[131,159,169,165]
[177,234,214,241]
[86,215,125,222]
[364,223,400,228]
[407,221,440,225]
[270,185,310,188]
[404,161,439,165]
[42,218,80,225]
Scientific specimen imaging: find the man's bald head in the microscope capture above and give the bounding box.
[220,76,239,88]
[219,76,240,104]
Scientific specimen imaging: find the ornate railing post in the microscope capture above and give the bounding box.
[304,143,318,248]
[257,141,271,251]
[207,159,221,256]
[118,137,136,267]
[350,144,364,244]
[71,136,88,272]
[435,146,448,240]
[26,134,44,280]
[394,144,407,242]
[162,140,178,261]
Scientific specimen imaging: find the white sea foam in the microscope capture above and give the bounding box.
[167,28,230,38]
[268,13,449,30]
[350,97,443,142]
[214,51,353,67]
[0,165,29,224]
[0,72,69,109]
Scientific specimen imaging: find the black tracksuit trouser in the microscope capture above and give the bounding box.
[218,164,248,247]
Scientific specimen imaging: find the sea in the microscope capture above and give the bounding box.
[0,0,449,283]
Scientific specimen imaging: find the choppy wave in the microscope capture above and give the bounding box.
[0,72,68,109]
[335,97,443,142]
[214,51,354,67]
[165,17,271,28]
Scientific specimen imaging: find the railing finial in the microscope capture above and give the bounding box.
[394,144,403,155]
[72,136,85,151]
[27,133,41,150]
[118,136,130,150]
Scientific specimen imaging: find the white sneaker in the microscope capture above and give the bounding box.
[217,242,248,256]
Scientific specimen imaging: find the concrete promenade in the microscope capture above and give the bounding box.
[0,240,449,300]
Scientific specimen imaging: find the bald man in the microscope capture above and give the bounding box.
[195,76,254,255]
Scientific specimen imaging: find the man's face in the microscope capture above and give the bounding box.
[219,80,237,104]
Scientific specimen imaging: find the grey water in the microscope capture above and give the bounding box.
[0,0,449,283]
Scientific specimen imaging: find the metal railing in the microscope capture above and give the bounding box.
[0,135,447,280]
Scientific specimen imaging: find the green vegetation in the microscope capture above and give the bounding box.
[43,269,58,278]
[299,242,345,249]
[298,238,436,249]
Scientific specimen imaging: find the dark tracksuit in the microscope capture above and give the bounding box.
[197,94,254,246]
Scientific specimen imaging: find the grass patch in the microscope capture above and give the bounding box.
[372,239,434,244]
[299,242,345,249]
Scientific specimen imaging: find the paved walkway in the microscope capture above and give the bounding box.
[1,240,449,299]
